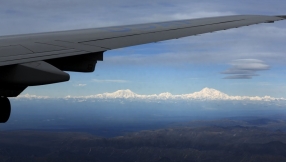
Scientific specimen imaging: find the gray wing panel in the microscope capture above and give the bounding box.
[0,41,106,66]
[81,15,283,49]
[0,15,284,66]
[22,42,69,53]
[0,48,103,66]
[0,46,32,57]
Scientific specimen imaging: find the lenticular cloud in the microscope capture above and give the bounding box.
[222,59,270,79]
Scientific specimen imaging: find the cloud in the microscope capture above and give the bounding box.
[222,59,270,79]
[228,59,270,70]
[74,84,87,87]
[15,94,50,99]
[93,79,129,83]
[223,74,258,79]
[0,0,235,35]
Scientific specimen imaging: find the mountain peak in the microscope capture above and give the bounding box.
[200,87,223,93]
[187,87,229,99]
[115,89,134,93]
[105,89,137,98]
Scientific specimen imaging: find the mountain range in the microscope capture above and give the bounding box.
[16,88,285,101]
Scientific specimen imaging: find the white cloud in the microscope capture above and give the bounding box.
[246,26,286,38]
[15,94,50,99]
[139,11,235,22]
[74,84,87,87]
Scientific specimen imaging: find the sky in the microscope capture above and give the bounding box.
[1,0,286,98]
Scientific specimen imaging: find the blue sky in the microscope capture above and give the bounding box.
[1,0,286,97]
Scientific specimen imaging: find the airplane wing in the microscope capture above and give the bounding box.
[0,15,285,96]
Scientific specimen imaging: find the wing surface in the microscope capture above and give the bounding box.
[0,15,285,66]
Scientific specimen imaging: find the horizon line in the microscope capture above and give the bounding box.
[14,87,286,101]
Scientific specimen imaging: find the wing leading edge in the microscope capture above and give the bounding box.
[0,15,285,67]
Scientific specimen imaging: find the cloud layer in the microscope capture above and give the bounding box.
[0,0,234,35]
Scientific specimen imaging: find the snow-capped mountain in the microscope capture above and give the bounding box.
[181,88,229,100]
[16,87,285,101]
[60,87,284,101]
[96,89,138,99]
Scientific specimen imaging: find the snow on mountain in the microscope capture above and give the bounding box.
[97,89,138,99]
[181,87,229,100]
[16,87,285,101]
